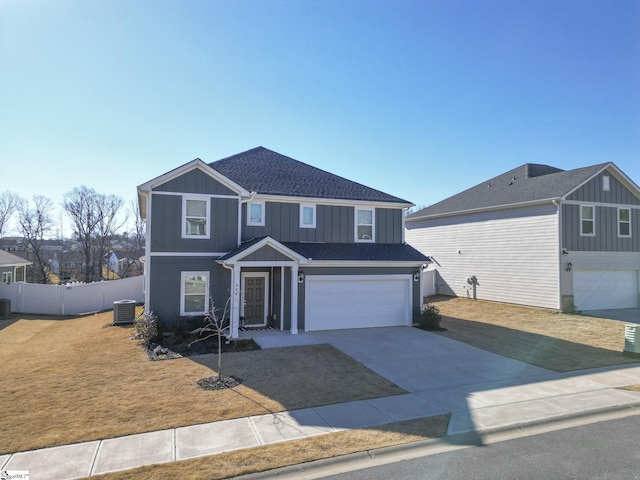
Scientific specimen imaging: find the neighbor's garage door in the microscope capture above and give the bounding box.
[573,270,637,310]
[305,275,412,331]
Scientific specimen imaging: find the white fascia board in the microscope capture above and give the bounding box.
[137,159,250,198]
[218,236,310,265]
[305,260,428,268]
[253,193,412,209]
[404,198,562,223]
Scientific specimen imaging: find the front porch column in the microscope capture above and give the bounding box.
[290,264,299,335]
[230,265,241,338]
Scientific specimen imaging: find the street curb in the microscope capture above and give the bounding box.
[236,402,640,480]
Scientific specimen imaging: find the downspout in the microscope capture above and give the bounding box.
[143,192,152,311]
[552,199,562,310]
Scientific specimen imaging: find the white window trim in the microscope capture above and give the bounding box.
[181,195,211,239]
[354,206,375,243]
[300,203,316,228]
[247,201,265,226]
[180,271,210,316]
[618,207,632,238]
[580,205,595,237]
[602,175,610,192]
[2,271,12,284]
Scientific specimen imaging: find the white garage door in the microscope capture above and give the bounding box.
[305,275,412,331]
[574,270,637,310]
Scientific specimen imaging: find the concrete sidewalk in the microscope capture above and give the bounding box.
[4,328,640,479]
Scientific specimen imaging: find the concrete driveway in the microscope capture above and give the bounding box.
[583,308,640,324]
[250,326,553,393]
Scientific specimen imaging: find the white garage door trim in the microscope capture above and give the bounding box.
[574,270,637,310]
[304,274,413,331]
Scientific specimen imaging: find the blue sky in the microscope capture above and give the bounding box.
[1,0,638,234]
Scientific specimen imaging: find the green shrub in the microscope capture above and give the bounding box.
[419,303,442,331]
[135,311,161,345]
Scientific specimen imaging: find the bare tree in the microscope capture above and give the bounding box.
[0,191,19,237]
[120,200,146,278]
[17,195,54,284]
[94,194,125,280]
[63,186,124,282]
[190,299,233,387]
[64,186,101,282]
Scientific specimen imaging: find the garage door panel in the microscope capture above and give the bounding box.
[574,270,637,310]
[305,275,412,331]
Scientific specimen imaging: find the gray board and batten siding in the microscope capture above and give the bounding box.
[563,170,640,252]
[153,168,238,196]
[242,202,404,244]
[150,194,238,253]
[149,256,231,329]
[562,204,640,252]
[566,170,640,205]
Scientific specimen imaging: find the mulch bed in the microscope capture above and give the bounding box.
[145,338,260,361]
[196,375,242,390]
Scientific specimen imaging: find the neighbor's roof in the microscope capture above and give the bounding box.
[209,147,411,205]
[0,249,31,268]
[407,162,615,220]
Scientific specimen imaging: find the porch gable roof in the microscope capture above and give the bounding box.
[217,236,309,264]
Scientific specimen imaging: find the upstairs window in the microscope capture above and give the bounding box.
[182,196,210,239]
[181,271,209,315]
[580,205,595,236]
[355,207,375,242]
[247,201,265,226]
[300,204,316,228]
[618,208,631,237]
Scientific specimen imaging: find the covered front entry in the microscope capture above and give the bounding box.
[305,275,412,331]
[241,273,268,327]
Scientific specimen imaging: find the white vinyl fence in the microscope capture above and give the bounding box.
[421,269,437,299]
[0,276,145,315]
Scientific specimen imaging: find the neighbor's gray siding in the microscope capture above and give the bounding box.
[148,256,230,330]
[563,204,640,252]
[150,193,238,253]
[242,202,403,244]
[154,168,237,196]
[567,170,640,205]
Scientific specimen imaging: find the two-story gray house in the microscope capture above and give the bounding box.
[405,162,640,312]
[137,147,430,336]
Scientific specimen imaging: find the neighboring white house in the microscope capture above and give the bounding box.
[406,162,640,312]
[0,250,31,284]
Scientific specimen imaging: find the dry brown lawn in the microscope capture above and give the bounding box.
[430,296,640,372]
[91,415,450,480]
[0,311,404,455]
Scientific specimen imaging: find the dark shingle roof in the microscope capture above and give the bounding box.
[218,236,429,263]
[283,242,430,262]
[210,147,410,204]
[407,162,610,219]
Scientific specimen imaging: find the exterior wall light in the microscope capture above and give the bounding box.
[566,262,572,272]
[298,271,305,283]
